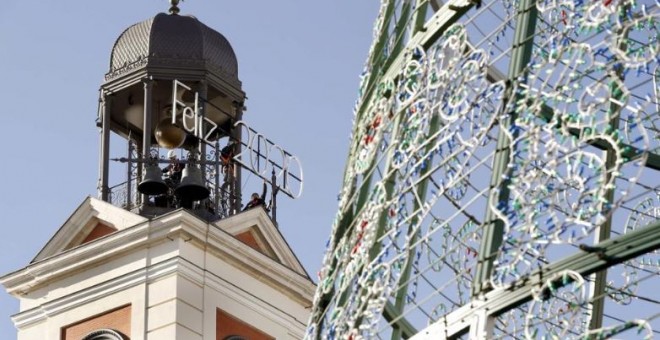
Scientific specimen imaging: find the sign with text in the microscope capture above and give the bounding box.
[172,80,219,143]
[172,80,303,199]
[233,121,304,199]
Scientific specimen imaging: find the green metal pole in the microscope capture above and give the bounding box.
[347,5,429,332]
[332,0,397,253]
[588,5,628,328]
[311,0,416,333]
[389,116,439,340]
[472,0,538,296]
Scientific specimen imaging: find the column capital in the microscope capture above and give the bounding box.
[142,77,154,88]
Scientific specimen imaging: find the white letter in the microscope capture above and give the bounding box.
[204,117,217,142]
[182,106,196,133]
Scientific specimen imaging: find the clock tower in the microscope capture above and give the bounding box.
[1,2,313,339]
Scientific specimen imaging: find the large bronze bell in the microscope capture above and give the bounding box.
[138,163,168,195]
[175,165,210,203]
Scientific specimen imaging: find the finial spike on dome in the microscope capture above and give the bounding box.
[169,0,181,15]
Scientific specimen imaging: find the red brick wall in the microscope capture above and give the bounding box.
[61,304,131,340]
[235,231,263,254]
[81,223,117,245]
[216,308,273,340]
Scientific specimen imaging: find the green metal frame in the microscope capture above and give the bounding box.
[308,1,660,338]
[473,0,538,296]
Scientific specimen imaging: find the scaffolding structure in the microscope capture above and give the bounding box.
[306,0,659,338]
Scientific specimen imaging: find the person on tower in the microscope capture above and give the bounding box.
[243,183,268,211]
[162,149,184,185]
[220,140,236,180]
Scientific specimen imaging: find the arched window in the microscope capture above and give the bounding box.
[81,329,125,340]
[224,336,247,340]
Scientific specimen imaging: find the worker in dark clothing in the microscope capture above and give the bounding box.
[163,149,184,185]
[243,183,268,211]
[244,193,265,210]
[220,140,236,180]
[220,141,235,163]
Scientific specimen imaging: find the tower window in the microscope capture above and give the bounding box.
[224,336,247,340]
[81,329,125,340]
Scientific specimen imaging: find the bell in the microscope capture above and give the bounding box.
[138,164,168,195]
[175,165,210,202]
[154,117,186,149]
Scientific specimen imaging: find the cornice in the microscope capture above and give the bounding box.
[1,218,153,295]
[202,263,309,331]
[216,208,309,278]
[204,226,316,305]
[32,197,148,263]
[2,209,315,314]
[32,197,96,263]
[104,57,149,82]
[103,57,242,93]
[11,257,180,329]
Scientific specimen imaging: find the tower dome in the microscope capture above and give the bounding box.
[105,12,239,87]
[97,6,248,218]
[99,9,246,149]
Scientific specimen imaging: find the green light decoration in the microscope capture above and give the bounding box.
[307,0,659,339]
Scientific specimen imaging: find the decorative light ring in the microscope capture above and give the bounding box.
[525,270,589,340]
[610,12,660,69]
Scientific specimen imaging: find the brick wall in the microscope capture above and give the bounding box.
[235,231,263,254]
[216,308,273,340]
[80,222,117,245]
[61,304,131,340]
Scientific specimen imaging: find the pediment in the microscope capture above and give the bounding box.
[29,198,306,277]
[33,197,147,263]
[1,204,315,310]
[213,207,309,278]
[234,228,275,257]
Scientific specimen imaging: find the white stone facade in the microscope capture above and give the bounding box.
[1,197,315,339]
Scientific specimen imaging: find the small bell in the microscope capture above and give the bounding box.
[138,163,168,195]
[175,165,210,204]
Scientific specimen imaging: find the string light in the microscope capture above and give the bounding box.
[306,0,659,338]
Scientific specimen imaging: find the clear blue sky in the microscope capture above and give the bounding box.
[0,1,379,337]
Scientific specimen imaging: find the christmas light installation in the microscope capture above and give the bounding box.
[306,0,659,339]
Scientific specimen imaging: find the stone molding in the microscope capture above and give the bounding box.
[2,205,315,331]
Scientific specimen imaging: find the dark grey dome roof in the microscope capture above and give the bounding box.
[107,13,238,80]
